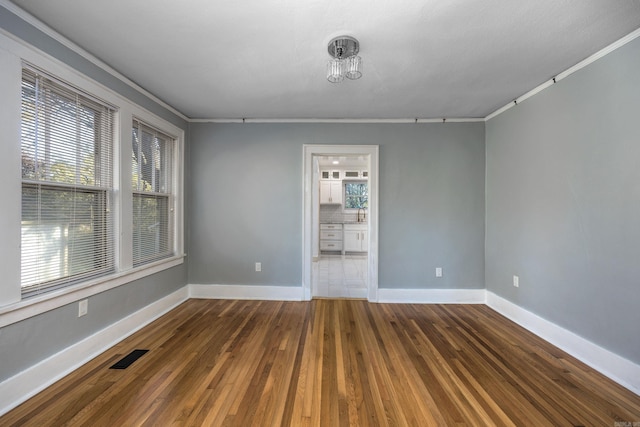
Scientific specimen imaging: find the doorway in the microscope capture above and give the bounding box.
[302,145,379,301]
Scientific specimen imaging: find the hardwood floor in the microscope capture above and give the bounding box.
[2,299,639,426]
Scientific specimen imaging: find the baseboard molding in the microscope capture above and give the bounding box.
[0,286,189,416]
[189,284,304,301]
[3,286,638,417]
[486,291,640,396]
[377,288,486,304]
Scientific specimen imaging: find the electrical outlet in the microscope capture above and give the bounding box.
[513,275,519,288]
[435,267,443,278]
[255,262,262,272]
[78,299,88,317]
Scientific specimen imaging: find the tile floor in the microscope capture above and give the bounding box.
[312,255,368,298]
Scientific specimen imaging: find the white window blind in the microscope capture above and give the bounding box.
[21,66,115,297]
[132,119,174,266]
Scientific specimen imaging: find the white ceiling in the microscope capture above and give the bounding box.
[9,0,640,120]
[317,156,367,168]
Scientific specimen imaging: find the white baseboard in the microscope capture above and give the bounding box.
[3,286,638,418]
[0,286,189,416]
[486,291,640,396]
[377,288,486,304]
[188,284,304,301]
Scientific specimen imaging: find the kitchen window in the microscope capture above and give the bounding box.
[20,66,115,297]
[344,181,368,209]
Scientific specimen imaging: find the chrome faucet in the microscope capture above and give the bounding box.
[357,208,366,223]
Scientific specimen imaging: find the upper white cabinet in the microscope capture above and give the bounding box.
[344,170,368,179]
[320,181,342,204]
[321,170,341,180]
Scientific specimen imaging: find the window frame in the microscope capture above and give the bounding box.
[20,66,117,297]
[343,180,369,211]
[0,35,185,326]
[131,119,177,267]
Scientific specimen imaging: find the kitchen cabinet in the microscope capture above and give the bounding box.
[321,170,341,180]
[320,223,343,252]
[320,180,343,204]
[344,170,368,179]
[343,224,368,252]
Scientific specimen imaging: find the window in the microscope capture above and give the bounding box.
[132,120,175,266]
[344,182,368,209]
[20,67,115,296]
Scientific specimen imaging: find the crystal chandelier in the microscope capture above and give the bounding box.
[326,36,362,83]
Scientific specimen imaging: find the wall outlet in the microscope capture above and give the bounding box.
[513,275,519,288]
[435,267,443,278]
[78,299,88,317]
[255,262,262,272]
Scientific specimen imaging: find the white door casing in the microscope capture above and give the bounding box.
[302,145,379,301]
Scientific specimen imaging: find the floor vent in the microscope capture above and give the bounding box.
[109,349,149,369]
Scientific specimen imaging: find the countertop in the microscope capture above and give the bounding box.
[321,221,368,225]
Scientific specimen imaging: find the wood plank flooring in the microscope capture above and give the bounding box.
[2,299,639,426]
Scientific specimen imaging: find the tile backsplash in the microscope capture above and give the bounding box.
[319,205,366,223]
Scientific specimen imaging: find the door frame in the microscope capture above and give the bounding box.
[302,145,379,301]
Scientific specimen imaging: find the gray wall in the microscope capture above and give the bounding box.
[0,6,188,382]
[188,122,486,290]
[486,37,640,364]
[0,267,185,382]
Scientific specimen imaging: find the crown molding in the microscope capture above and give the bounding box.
[187,26,640,124]
[0,0,189,122]
[190,117,485,124]
[485,26,640,121]
[3,0,639,124]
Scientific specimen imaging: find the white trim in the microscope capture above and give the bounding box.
[189,118,485,124]
[377,288,486,304]
[188,284,304,301]
[485,27,640,121]
[416,118,485,123]
[2,288,639,417]
[0,286,189,417]
[0,1,481,125]
[486,291,640,396]
[0,0,189,122]
[0,29,187,136]
[190,118,245,123]
[303,145,379,302]
[0,255,185,329]
[3,0,640,124]
[0,29,186,325]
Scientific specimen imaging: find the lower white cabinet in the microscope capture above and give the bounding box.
[320,223,343,252]
[343,224,368,252]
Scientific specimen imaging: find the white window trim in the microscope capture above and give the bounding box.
[0,31,185,327]
[131,117,179,267]
[0,255,185,328]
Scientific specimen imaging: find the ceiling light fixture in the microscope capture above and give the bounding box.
[326,36,362,83]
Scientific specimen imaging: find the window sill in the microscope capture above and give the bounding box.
[0,255,185,328]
